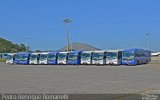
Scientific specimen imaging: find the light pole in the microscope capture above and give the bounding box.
[63,18,72,52]
[48,43,50,52]
[25,36,28,52]
[71,38,73,51]
[145,33,149,50]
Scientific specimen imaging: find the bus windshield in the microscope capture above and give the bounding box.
[30,55,37,60]
[81,53,91,59]
[92,53,104,60]
[6,55,13,60]
[122,52,134,60]
[48,54,56,60]
[58,53,66,60]
[39,54,47,60]
[15,55,28,61]
[68,53,77,61]
[106,52,118,59]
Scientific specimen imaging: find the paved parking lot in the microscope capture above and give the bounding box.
[0,63,160,94]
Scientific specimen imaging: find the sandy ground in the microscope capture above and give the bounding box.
[151,56,160,64]
[0,61,160,95]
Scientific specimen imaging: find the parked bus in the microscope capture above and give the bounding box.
[81,51,93,65]
[122,48,151,65]
[29,53,40,64]
[6,53,16,64]
[14,52,31,65]
[67,51,82,65]
[106,50,122,65]
[39,52,49,64]
[2,53,8,59]
[57,52,69,65]
[47,52,58,65]
[92,51,106,65]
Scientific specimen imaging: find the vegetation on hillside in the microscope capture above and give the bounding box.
[0,38,99,53]
[0,38,30,53]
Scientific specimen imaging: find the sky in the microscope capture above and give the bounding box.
[0,0,160,51]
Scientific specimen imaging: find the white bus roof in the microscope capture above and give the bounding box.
[7,53,17,55]
[82,51,94,53]
[59,52,69,54]
[31,52,40,55]
[92,50,106,53]
[107,50,123,52]
[39,52,49,54]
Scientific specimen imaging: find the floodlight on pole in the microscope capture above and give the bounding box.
[145,33,149,50]
[63,18,72,52]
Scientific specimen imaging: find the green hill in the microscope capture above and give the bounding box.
[0,38,27,53]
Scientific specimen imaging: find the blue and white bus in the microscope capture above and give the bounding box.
[1,53,9,59]
[47,52,58,65]
[106,50,122,65]
[29,53,40,65]
[6,53,17,64]
[57,52,69,65]
[122,48,151,65]
[92,51,106,65]
[67,51,82,65]
[81,51,93,65]
[39,52,49,65]
[14,52,31,65]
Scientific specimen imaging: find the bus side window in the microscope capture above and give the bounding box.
[91,53,93,60]
[136,51,141,57]
[104,52,106,59]
[37,55,39,60]
[118,52,122,59]
[13,55,15,60]
[79,53,81,60]
[28,54,30,60]
[56,54,58,61]
[66,53,69,61]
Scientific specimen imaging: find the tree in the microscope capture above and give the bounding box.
[0,38,30,53]
[35,50,41,52]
